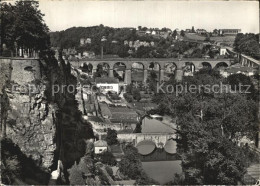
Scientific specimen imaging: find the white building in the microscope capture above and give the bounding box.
[95,77,119,94]
[94,140,108,154]
[220,48,227,56]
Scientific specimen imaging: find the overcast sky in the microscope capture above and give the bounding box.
[34,0,259,33]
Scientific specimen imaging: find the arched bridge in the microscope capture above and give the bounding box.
[69,58,232,83]
[117,133,177,155]
[117,133,176,147]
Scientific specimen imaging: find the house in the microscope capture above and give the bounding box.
[220,66,258,78]
[95,77,119,93]
[94,140,108,154]
[82,51,95,58]
[80,38,91,46]
[220,48,227,56]
[219,29,241,35]
[196,29,207,34]
[109,106,139,131]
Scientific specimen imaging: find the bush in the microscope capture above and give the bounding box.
[123,93,133,103]
[106,128,118,145]
[98,151,117,166]
[68,163,85,185]
[105,166,114,178]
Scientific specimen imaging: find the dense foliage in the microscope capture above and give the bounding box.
[233,33,260,59]
[97,151,117,166]
[0,1,50,55]
[105,128,118,145]
[1,139,50,185]
[153,70,259,184]
[49,26,222,58]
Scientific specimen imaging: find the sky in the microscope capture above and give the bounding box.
[8,0,260,33]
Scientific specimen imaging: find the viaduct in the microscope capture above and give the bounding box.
[69,58,233,83]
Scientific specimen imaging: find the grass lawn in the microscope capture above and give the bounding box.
[184,33,236,45]
[184,33,206,41]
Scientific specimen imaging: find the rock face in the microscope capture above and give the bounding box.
[1,55,95,184]
[0,56,70,171]
[5,90,57,169]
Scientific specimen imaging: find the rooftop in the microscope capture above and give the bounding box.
[94,140,108,147]
[95,77,119,84]
[109,106,138,124]
[99,103,112,117]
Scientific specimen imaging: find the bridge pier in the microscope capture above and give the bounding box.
[159,69,164,83]
[124,69,131,84]
[108,69,114,77]
[143,69,148,84]
[175,68,183,82]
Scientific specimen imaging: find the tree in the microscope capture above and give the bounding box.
[105,128,118,145]
[146,71,157,92]
[213,29,218,35]
[149,62,154,70]
[136,46,153,58]
[98,151,117,166]
[227,73,258,101]
[191,26,195,33]
[233,33,260,59]
[180,30,185,37]
[153,69,259,184]
[172,30,177,39]
[132,88,141,101]
[0,1,50,55]
[68,163,85,185]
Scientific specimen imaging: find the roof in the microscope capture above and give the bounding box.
[99,103,112,117]
[109,107,138,124]
[94,140,108,147]
[88,116,104,122]
[95,77,119,84]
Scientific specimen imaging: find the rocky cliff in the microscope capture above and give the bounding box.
[0,52,94,184]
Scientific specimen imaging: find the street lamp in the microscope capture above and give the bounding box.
[101,36,107,59]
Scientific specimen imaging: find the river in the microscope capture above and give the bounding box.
[138,116,182,184]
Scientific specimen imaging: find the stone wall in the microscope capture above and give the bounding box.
[10,58,41,85]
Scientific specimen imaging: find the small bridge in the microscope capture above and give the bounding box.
[117,132,176,147]
[117,133,177,155]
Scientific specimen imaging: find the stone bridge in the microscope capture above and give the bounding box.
[69,58,232,83]
[117,132,176,148]
[226,47,260,68]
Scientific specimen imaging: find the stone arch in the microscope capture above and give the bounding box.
[131,62,145,83]
[80,62,93,74]
[148,62,161,82]
[214,62,228,69]
[96,62,110,77]
[164,62,177,81]
[183,62,195,76]
[113,62,126,82]
[201,62,212,69]
[136,140,156,155]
